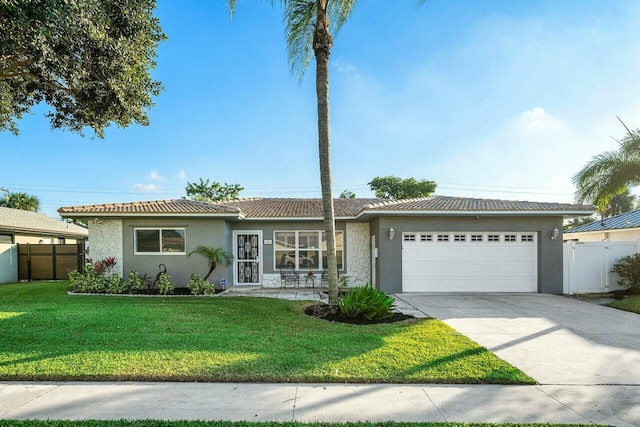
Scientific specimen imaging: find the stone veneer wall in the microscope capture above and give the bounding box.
[345,222,371,287]
[262,273,281,288]
[88,219,123,277]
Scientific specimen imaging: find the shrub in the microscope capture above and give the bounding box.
[157,273,174,295]
[338,283,395,320]
[127,271,150,291]
[612,254,640,294]
[69,266,107,293]
[187,273,215,295]
[106,275,127,294]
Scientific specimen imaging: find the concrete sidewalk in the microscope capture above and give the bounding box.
[1,382,639,426]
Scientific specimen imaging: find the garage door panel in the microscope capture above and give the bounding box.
[401,232,537,293]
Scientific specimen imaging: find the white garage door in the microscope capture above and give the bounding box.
[402,232,538,292]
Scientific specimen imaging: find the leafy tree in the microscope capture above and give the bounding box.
[573,124,640,206]
[184,178,243,202]
[188,246,234,281]
[0,191,40,211]
[368,176,437,200]
[339,190,356,198]
[0,0,165,137]
[564,217,595,230]
[599,189,635,218]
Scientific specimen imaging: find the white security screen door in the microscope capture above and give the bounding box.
[234,231,262,285]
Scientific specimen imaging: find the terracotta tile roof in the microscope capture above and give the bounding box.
[363,196,595,213]
[58,196,595,218]
[222,198,380,218]
[57,199,240,215]
[0,206,88,238]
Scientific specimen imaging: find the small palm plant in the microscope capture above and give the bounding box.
[188,246,234,281]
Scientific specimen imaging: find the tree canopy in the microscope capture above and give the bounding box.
[368,176,437,200]
[0,0,165,137]
[184,178,243,202]
[339,190,356,198]
[573,125,640,205]
[0,191,40,211]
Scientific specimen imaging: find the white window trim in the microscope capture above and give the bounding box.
[134,227,186,255]
[273,230,344,271]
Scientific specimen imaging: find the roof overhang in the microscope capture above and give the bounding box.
[0,225,88,238]
[355,210,596,220]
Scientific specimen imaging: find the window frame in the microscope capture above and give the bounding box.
[273,230,344,271]
[134,227,186,255]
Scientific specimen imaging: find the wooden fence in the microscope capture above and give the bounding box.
[18,243,85,281]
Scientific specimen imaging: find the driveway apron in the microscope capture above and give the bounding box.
[395,293,640,385]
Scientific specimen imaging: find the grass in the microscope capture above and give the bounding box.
[607,294,640,313]
[0,281,534,384]
[0,422,603,427]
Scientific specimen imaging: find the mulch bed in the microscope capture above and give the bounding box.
[304,302,414,325]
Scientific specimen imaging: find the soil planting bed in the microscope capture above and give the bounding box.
[304,302,414,324]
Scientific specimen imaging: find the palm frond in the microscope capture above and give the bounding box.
[285,0,316,80]
[328,0,358,36]
[573,149,640,203]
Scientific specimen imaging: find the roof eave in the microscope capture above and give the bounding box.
[58,212,242,219]
[356,209,596,219]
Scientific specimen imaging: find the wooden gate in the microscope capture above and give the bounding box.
[18,243,85,281]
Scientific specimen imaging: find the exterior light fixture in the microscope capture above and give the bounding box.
[550,227,560,240]
[388,227,395,240]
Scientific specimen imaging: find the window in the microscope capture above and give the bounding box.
[521,234,534,242]
[454,234,466,242]
[58,238,66,244]
[0,234,13,244]
[471,234,483,242]
[420,234,433,242]
[134,228,185,254]
[274,230,343,270]
[437,234,449,242]
[504,234,517,242]
[487,234,500,242]
[403,234,416,242]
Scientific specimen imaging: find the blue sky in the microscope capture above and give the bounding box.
[2,0,640,218]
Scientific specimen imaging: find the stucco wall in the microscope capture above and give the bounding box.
[374,215,565,295]
[0,243,17,284]
[345,222,370,286]
[88,219,123,277]
[122,218,231,287]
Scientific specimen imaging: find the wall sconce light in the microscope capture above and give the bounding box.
[388,227,395,240]
[550,227,560,240]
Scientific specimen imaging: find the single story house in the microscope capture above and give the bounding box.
[0,207,89,283]
[564,209,640,242]
[58,196,594,295]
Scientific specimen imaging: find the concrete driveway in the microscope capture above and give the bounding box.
[395,293,640,385]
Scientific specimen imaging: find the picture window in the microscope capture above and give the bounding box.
[134,228,185,254]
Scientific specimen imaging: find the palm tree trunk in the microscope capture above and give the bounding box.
[313,0,338,304]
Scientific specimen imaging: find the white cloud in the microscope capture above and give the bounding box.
[178,170,187,181]
[149,171,165,181]
[133,183,160,192]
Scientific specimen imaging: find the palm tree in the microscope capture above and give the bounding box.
[188,246,234,281]
[227,0,356,303]
[573,126,640,206]
[0,191,40,211]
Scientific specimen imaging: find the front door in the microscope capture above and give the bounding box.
[233,231,262,285]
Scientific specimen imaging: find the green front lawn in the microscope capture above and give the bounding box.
[0,422,601,427]
[0,281,534,384]
[607,295,640,314]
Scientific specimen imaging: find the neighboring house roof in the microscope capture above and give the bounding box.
[0,206,88,238]
[58,196,595,220]
[565,209,640,233]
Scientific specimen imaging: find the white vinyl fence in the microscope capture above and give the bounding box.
[0,243,18,284]
[563,239,640,294]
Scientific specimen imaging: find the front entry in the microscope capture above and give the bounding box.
[233,231,262,285]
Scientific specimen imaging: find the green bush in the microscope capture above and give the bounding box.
[106,275,128,294]
[69,265,108,293]
[157,273,174,295]
[338,283,395,320]
[187,273,215,295]
[612,254,640,294]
